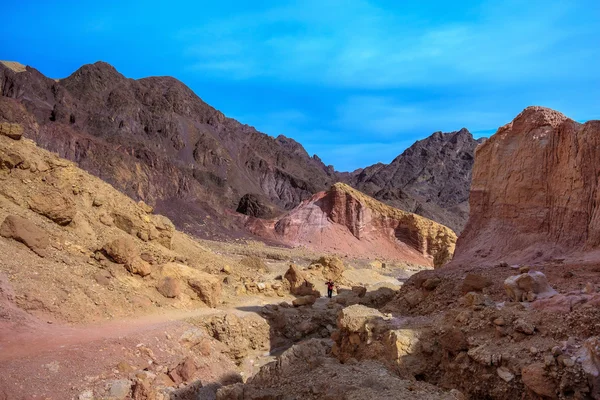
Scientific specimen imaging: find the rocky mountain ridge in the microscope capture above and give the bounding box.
[1,60,479,239]
[346,128,484,233]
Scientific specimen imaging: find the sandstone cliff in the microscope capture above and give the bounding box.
[248,183,457,265]
[347,128,484,233]
[453,106,600,264]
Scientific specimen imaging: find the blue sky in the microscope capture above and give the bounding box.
[1,0,599,171]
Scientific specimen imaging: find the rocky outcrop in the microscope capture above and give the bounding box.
[346,128,484,233]
[0,62,337,239]
[252,183,456,265]
[453,106,600,264]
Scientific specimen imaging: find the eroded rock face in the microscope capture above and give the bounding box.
[0,215,49,257]
[454,107,600,264]
[254,183,456,265]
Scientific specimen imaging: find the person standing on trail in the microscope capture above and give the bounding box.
[326,280,335,298]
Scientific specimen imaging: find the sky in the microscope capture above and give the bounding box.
[1,0,599,171]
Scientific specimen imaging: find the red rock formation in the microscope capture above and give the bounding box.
[454,106,600,264]
[248,183,456,265]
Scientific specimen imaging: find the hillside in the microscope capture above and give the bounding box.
[346,128,483,232]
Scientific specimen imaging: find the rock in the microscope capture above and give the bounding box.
[577,337,600,398]
[312,256,345,281]
[78,390,94,400]
[0,215,49,257]
[351,286,367,297]
[168,357,197,383]
[236,193,273,218]
[292,295,317,307]
[222,265,232,274]
[126,257,152,277]
[108,379,132,400]
[514,319,535,335]
[504,271,558,302]
[99,214,114,226]
[138,200,153,214]
[188,273,222,307]
[496,366,514,382]
[492,317,505,326]
[157,277,181,298]
[0,149,23,169]
[132,379,157,400]
[404,290,424,307]
[92,196,105,207]
[0,122,23,140]
[519,266,530,274]
[422,277,441,290]
[94,271,111,286]
[454,107,600,263]
[584,282,595,294]
[103,237,138,265]
[521,363,557,399]
[460,273,492,293]
[284,264,319,296]
[28,189,76,225]
[439,328,468,353]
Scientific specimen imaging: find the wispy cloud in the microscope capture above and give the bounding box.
[178,0,599,88]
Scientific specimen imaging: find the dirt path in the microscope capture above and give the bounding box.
[0,295,281,400]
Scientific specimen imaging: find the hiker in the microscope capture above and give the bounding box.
[326,280,335,298]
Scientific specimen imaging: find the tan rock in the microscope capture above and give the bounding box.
[312,256,345,281]
[284,264,319,296]
[188,273,222,308]
[28,189,76,225]
[504,271,557,302]
[138,200,153,214]
[126,257,152,277]
[0,215,49,257]
[157,277,181,298]
[0,122,23,140]
[103,237,138,265]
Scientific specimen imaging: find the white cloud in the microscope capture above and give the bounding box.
[178,0,599,88]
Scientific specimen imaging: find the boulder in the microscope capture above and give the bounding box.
[351,286,367,298]
[188,273,222,308]
[312,256,345,281]
[126,257,152,277]
[292,295,317,307]
[28,189,76,226]
[103,237,138,265]
[578,337,600,398]
[521,363,557,399]
[0,149,23,169]
[504,271,558,302]
[460,273,492,293]
[0,215,49,257]
[0,122,23,140]
[284,264,319,296]
[157,277,181,298]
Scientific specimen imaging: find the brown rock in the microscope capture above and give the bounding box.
[94,271,111,286]
[28,189,76,226]
[188,273,222,307]
[422,277,441,290]
[351,286,367,297]
[0,122,23,140]
[284,264,319,296]
[292,295,317,307]
[521,363,557,399]
[0,149,24,169]
[461,273,492,294]
[99,214,114,226]
[157,277,181,298]
[168,357,197,383]
[103,237,138,265]
[0,215,49,257]
[454,107,600,264]
[439,328,468,353]
[126,257,152,277]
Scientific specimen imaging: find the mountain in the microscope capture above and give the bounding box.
[0,61,337,238]
[245,183,456,266]
[453,106,600,265]
[345,128,484,233]
[0,60,478,238]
